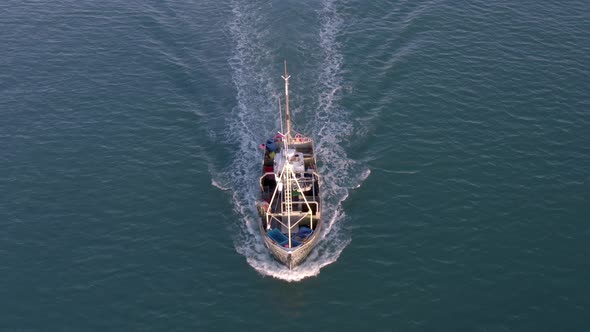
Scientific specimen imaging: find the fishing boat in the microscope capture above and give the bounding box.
[256,63,322,270]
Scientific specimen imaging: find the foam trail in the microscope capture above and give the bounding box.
[211,179,230,191]
[212,0,369,281]
[312,0,370,237]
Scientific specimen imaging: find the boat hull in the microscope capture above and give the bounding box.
[256,65,322,271]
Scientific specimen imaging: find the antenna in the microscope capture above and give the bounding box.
[281,60,292,144]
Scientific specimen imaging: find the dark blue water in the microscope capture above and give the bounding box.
[2,0,589,331]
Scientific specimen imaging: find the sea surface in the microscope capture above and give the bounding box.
[1,0,589,331]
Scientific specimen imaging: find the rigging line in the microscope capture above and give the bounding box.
[278,97,284,135]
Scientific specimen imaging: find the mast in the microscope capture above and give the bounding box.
[281,61,293,247]
[281,61,292,144]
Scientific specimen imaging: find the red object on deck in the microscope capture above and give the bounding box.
[263,166,274,181]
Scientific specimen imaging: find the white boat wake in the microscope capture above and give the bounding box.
[211,0,369,281]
